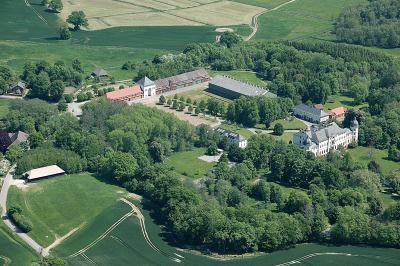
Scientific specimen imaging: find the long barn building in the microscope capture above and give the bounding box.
[155,69,210,94]
[208,75,276,99]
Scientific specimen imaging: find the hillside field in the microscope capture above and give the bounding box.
[7,173,125,247]
[0,223,37,266]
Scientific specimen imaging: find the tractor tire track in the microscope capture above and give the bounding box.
[276,252,375,266]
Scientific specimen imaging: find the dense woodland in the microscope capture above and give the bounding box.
[1,39,400,255]
[335,0,400,48]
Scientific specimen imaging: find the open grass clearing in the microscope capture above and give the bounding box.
[165,147,216,179]
[7,173,125,247]
[219,123,254,139]
[347,146,400,175]
[324,94,368,111]
[269,117,307,130]
[267,132,294,144]
[166,86,231,104]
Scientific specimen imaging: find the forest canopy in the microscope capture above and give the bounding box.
[335,0,400,48]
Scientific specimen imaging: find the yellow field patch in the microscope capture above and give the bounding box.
[167,1,266,26]
[59,0,266,30]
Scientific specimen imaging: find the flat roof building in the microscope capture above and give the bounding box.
[23,165,65,182]
[208,76,276,99]
[293,103,329,124]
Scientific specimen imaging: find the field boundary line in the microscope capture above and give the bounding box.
[275,252,373,266]
[245,0,298,41]
[24,0,48,25]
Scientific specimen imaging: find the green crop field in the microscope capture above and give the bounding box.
[7,173,125,247]
[53,198,400,266]
[0,223,37,265]
[253,0,367,41]
[165,148,216,179]
[347,146,400,175]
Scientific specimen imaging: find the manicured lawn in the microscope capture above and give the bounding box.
[165,148,216,179]
[0,98,14,119]
[167,87,230,105]
[219,123,255,139]
[269,117,307,130]
[268,132,294,144]
[324,94,368,111]
[7,173,125,247]
[210,70,267,87]
[0,223,37,265]
[347,146,400,175]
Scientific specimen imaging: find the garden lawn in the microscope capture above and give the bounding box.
[167,87,231,105]
[347,147,400,175]
[268,132,294,144]
[219,123,255,139]
[324,94,368,111]
[268,117,307,130]
[0,223,37,265]
[165,148,216,179]
[7,173,125,247]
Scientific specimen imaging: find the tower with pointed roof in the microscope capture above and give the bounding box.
[137,76,156,98]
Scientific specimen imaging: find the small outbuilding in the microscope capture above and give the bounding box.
[23,165,65,182]
[9,81,26,95]
[91,68,108,78]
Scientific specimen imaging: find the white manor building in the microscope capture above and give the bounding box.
[215,127,248,149]
[293,119,359,156]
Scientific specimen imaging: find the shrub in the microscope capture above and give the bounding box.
[273,123,284,136]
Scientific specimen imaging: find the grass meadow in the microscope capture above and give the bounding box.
[7,173,124,247]
[0,223,37,265]
[347,146,400,175]
[254,0,367,41]
[165,148,216,179]
[324,94,368,111]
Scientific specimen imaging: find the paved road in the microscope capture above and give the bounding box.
[0,167,49,257]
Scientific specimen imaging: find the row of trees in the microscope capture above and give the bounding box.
[335,0,400,48]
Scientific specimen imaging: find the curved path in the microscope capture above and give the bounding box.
[276,252,375,266]
[245,0,298,41]
[0,166,49,257]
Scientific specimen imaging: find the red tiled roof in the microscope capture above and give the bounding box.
[106,86,142,100]
[329,106,348,116]
[314,104,324,110]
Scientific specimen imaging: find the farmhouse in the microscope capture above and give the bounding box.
[293,119,359,156]
[208,76,276,99]
[137,76,156,98]
[91,68,108,78]
[293,103,329,124]
[23,165,65,182]
[329,106,347,121]
[215,127,248,149]
[106,86,142,102]
[9,81,26,95]
[0,130,29,153]
[154,69,210,94]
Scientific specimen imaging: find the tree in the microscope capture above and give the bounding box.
[72,59,84,73]
[273,123,284,136]
[66,11,88,30]
[159,95,166,105]
[48,0,63,12]
[167,99,172,106]
[5,144,24,163]
[188,105,193,114]
[58,23,71,40]
[0,77,7,95]
[194,107,200,116]
[63,94,73,103]
[58,101,68,112]
[206,142,219,156]
[41,0,49,5]
[101,151,137,182]
[49,80,64,102]
[388,145,400,162]
[219,32,242,48]
[284,191,311,214]
[37,256,68,266]
[386,171,400,194]
[178,101,186,111]
[172,100,178,109]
